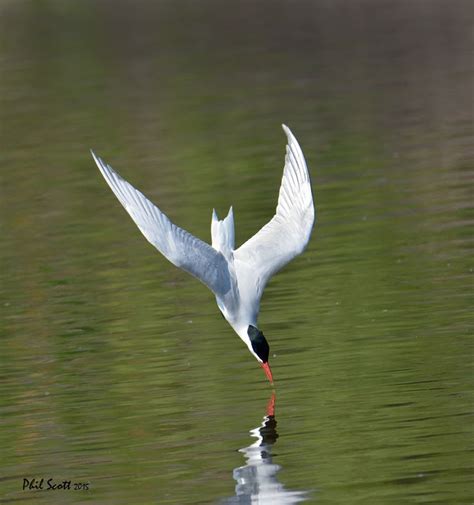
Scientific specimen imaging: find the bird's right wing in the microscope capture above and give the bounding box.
[91,151,232,298]
[234,125,315,299]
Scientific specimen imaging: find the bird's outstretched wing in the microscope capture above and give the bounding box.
[234,125,315,299]
[91,151,232,297]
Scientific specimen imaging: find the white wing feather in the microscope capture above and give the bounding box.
[234,125,315,298]
[91,151,232,297]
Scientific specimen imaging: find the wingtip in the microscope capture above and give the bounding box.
[282,124,296,143]
[90,150,111,178]
[90,149,101,164]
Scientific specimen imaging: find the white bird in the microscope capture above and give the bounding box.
[91,124,315,384]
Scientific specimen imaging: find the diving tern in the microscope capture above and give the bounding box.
[91,125,315,384]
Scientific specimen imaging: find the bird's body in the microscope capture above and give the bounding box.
[92,125,315,383]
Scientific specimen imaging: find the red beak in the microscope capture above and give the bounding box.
[261,362,274,384]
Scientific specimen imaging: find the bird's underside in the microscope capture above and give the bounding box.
[91,124,315,382]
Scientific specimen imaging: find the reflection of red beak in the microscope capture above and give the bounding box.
[266,391,276,417]
[261,362,274,385]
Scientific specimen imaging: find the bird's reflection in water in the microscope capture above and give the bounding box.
[222,393,308,504]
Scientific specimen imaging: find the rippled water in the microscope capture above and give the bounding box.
[1,1,472,504]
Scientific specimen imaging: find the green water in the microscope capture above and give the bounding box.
[1,1,472,504]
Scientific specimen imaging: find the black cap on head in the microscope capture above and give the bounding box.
[248,325,270,363]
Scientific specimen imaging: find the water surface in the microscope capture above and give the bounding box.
[1,1,472,504]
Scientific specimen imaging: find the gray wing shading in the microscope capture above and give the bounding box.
[91,151,231,297]
[234,125,315,299]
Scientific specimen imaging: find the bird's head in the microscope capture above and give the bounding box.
[247,325,273,384]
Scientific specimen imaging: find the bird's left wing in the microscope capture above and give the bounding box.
[234,125,315,299]
[91,151,232,298]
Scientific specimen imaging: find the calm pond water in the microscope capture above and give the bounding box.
[1,1,472,504]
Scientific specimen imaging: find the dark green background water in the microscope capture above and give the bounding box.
[1,1,472,504]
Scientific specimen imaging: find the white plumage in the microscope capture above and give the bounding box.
[92,124,315,382]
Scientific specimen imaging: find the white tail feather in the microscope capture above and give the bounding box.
[211,206,235,254]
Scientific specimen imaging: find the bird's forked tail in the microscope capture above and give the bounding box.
[211,206,235,254]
